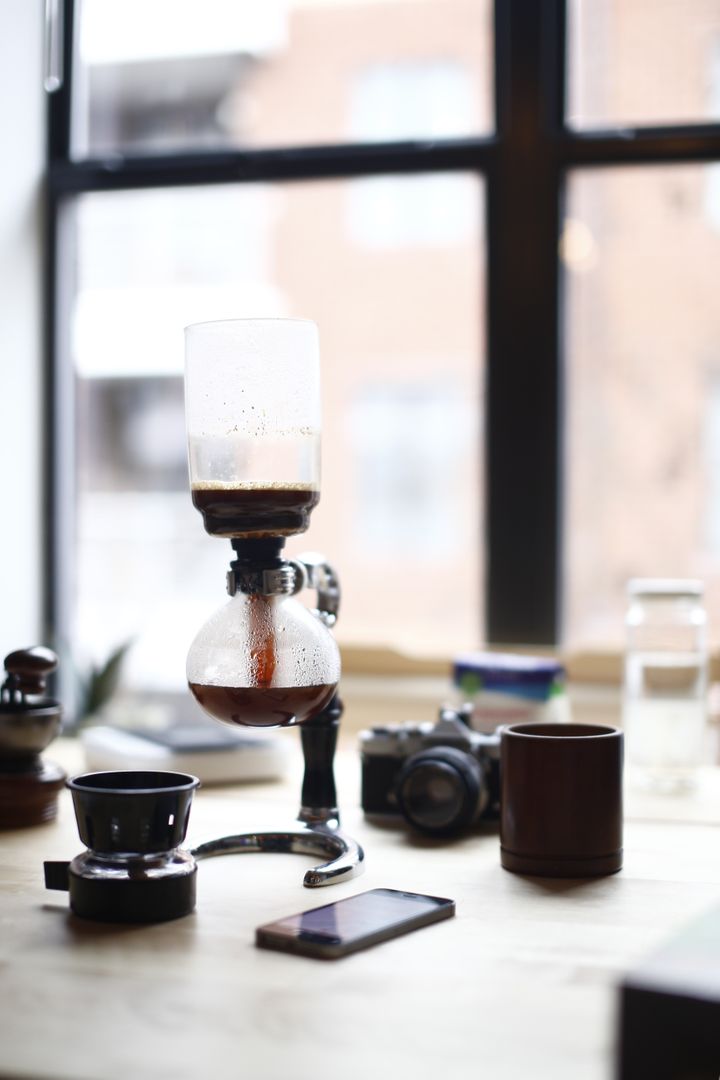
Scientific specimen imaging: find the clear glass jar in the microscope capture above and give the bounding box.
[623,578,708,791]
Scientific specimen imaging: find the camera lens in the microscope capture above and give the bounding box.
[396,747,485,836]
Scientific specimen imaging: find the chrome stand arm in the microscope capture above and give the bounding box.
[192,820,364,887]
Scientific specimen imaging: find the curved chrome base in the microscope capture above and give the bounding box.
[191,818,365,887]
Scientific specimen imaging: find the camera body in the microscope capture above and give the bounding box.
[359,707,500,836]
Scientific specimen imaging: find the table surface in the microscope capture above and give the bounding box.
[2,738,720,1080]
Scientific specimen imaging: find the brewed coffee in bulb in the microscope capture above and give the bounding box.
[188,682,336,728]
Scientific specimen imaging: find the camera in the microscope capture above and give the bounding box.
[359,706,500,836]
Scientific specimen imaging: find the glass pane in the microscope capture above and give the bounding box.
[73,0,493,157]
[70,176,484,691]
[567,0,720,129]
[564,164,720,647]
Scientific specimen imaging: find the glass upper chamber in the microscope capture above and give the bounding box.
[185,318,321,539]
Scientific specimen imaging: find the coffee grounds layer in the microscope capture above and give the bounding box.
[188,682,336,728]
[191,484,319,538]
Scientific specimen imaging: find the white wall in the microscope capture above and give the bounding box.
[0,0,44,655]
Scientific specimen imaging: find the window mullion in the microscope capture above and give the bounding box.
[485,0,565,645]
[47,139,496,197]
[46,0,75,162]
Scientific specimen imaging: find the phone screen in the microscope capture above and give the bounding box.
[256,888,455,959]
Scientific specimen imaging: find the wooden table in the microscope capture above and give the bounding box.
[2,740,720,1080]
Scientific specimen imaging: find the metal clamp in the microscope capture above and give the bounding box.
[226,553,340,630]
[291,554,341,627]
[226,563,299,597]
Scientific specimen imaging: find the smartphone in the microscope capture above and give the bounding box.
[255,887,455,959]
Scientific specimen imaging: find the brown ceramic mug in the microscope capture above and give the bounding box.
[500,722,623,877]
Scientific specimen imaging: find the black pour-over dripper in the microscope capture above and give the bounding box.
[44,770,200,923]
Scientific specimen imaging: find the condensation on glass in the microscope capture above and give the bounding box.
[70,176,485,690]
[72,0,493,157]
[567,0,720,129]
[563,165,720,649]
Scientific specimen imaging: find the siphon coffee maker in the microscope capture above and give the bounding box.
[184,318,363,887]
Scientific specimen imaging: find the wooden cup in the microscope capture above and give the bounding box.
[500,722,623,877]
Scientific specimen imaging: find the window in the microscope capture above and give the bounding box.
[564,165,720,648]
[347,174,479,248]
[74,0,492,156]
[567,0,720,129]
[46,1,720,695]
[350,60,478,142]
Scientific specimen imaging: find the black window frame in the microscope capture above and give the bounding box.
[44,0,720,652]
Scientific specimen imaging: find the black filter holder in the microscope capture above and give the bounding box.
[45,771,200,923]
[68,770,197,853]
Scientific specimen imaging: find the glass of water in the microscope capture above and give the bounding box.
[623,578,708,792]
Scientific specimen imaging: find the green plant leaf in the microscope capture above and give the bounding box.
[80,639,134,723]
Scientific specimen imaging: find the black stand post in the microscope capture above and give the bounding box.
[299,695,341,823]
